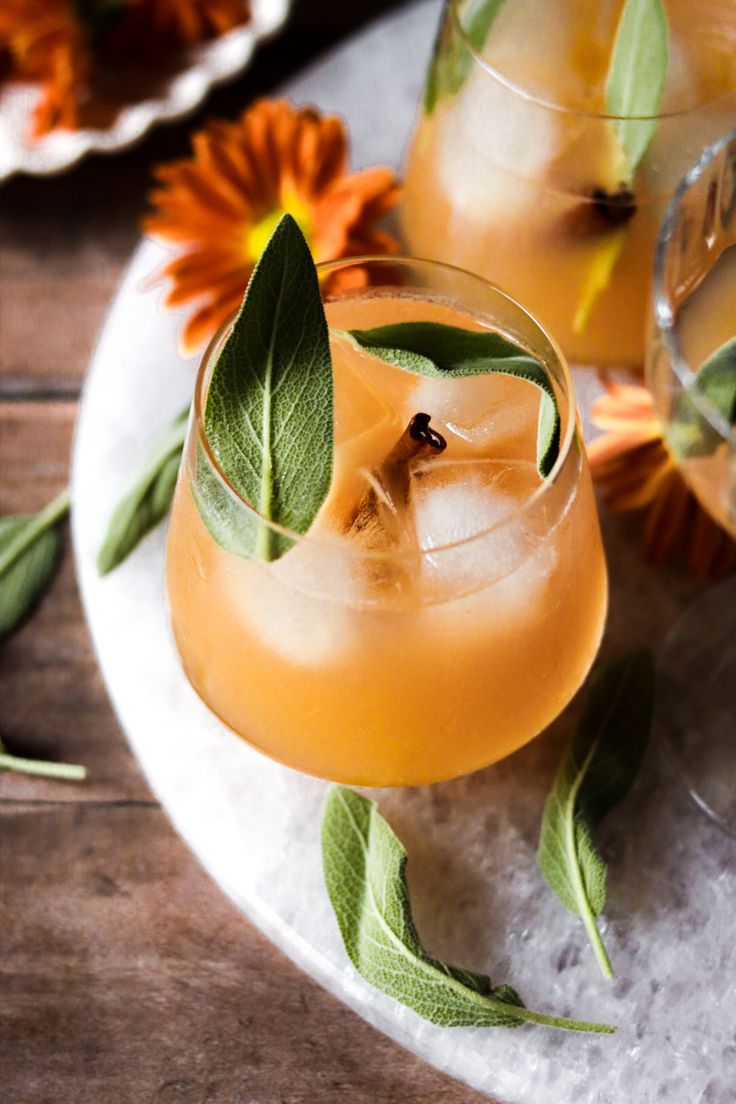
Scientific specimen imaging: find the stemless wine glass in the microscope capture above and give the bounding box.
[648,126,736,832]
[403,0,736,370]
[166,256,608,787]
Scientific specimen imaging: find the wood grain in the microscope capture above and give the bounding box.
[0,402,148,802]
[0,804,488,1104]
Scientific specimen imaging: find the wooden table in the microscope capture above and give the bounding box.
[0,4,487,1100]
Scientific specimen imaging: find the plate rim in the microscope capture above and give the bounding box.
[0,0,292,181]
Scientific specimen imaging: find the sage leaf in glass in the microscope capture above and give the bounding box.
[538,651,655,980]
[574,0,669,333]
[0,488,70,640]
[201,213,333,563]
[343,322,560,477]
[424,0,507,115]
[323,786,614,1034]
[668,336,736,460]
[98,407,189,575]
[605,0,669,185]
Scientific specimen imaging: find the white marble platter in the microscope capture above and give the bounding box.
[0,0,290,181]
[71,2,736,1101]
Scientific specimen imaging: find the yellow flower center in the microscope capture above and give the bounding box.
[246,192,313,262]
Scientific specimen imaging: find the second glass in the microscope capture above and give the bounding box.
[166,257,607,786]
[648,127,736,832]
[403,0,736,370]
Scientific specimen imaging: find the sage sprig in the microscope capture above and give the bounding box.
[343,322,560,477]
[98,407,188,575]
[0,494,85,779]
[0,487,70,640]
[200,213,333,563]
[323,786,614,1035]
[668,336,736,460]
[605,0,669,186]
[538,651,655,980]
[424,0,507,115]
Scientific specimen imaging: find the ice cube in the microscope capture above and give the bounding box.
[435,70,563,221]
[409,372,539,455]
[487,537,557,623]
[410,459,548,602]
[351,465,410,545]
[482,0,619,112]
[229,537,358,668]
[434,1,623,220]
[332,333,411,446]
[333,347,392,446]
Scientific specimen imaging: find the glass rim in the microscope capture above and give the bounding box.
[448,0,736,123]
[651,125,736,444]
[191,253,579,557]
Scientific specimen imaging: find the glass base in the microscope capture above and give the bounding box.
[657,576,736,835]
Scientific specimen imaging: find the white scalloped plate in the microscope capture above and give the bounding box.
[0,0,290,181]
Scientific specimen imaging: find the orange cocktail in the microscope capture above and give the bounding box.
[403,0,736,369]
[166,257,607,786]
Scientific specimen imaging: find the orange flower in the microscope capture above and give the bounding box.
[144,98,402,355]
[0,0,250,137]
[588,378,736,579]
[110,0,250,51]
[0,0,89,136]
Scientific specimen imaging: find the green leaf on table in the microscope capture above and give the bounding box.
[0,488,70,640]
[668,336,736,460]
[0,733,86,783]
[0,519,59,638]
[424,0,507,114]
[98,407,189,575]
[200,214,333,563]
[343,322,560,477]
[605,0,669,184]
[538,651,655,980]
[322,786,614,1034]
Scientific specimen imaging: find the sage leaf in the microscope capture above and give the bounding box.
[668,336,736,460]
[323,786,614,1034]
[98,407,188,575]
[344,322,560,477]
[0,488,70,640]
[574,0,668,333]
[605,0,669,183]
[0,733,86,783]
[538,651,655,980]
[201,214,333,562]
[425,0,507,114]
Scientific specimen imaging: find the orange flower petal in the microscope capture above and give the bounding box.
[643,470,693,565]
[144,97,400,354]
[180,291,243,356]
[587,427,665,467]
[588,374,735,578]
[1,0,90,138]
[106,0,250,52]
[164,265,248,309]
